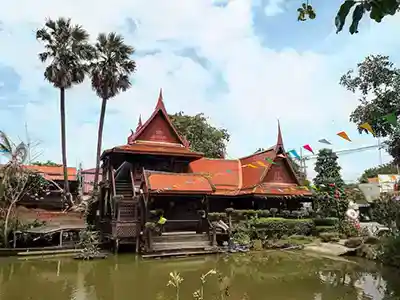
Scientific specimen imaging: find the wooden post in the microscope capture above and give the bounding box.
[212,225,217,246]
[59,230,63,247]
[13,231,17,248]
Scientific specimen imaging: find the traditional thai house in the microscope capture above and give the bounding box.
[19,165,79,210]
[96,90,313,256]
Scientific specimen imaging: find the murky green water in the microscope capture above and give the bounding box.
[0,252,399,300]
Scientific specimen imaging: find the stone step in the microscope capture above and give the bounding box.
[152,241,211,251]
[153,233,209,243]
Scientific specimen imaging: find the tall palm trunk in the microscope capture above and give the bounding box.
[93,98,107,194]
[60,87,70,204]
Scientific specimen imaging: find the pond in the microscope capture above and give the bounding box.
[0,252,399,300]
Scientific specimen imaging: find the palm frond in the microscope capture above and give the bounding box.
[0,131,13,153]
[36,17,95,89]
[90,32,136,100]
[14,142,28,163]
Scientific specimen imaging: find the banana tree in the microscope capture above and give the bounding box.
[0,131,50,247]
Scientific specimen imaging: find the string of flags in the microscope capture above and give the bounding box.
[290,111,398,157]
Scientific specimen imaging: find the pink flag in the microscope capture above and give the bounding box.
[303,144,314,154]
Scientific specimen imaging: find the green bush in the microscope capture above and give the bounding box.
[208,212,227,222]
[249,218,314,238]
[378,234,400,268]
[314,225,336,234]
[313,217,339,226]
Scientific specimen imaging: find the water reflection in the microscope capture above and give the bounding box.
[0,252,399,300]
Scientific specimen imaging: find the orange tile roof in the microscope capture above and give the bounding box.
[23,165,77,181]
[239,148,277,189]
[144,170,214,194]
[189,158,241,191]
[105,141,203,158]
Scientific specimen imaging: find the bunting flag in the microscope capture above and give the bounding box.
[359,122,375,136]
[303,144,314,154]
[383,113,397,126]
[277,153,286,158]
[257,161,267,167]
[318,139,331,145]
[265,157,277,165]
[337,131,351,142]
[288,149,301,160]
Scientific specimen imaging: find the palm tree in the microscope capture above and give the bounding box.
[36,18,95,204]
[90,33,136,193]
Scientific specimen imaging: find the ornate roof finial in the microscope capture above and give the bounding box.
[155,88,167,112]
[136,115,142,132]
[127,129,135,145]
[275,120,285,154]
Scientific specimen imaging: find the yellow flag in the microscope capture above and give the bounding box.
[257,161,267,167]
[359,122,375,136]
[247,164,257,168]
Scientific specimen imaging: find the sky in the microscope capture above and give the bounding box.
[0,0,398,182]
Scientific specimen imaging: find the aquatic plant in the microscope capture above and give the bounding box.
[167,269,228,300]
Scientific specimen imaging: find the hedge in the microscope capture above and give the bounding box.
[313,217,339,227]
[249,218,314,238]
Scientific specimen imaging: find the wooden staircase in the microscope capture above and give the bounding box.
[142,231,218,259]
[112,179,140,247]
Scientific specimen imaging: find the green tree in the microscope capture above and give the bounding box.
[339,55,400,164]
[36,17,95,205]
[90,33,136,193]
[32,160,61,167]
[170,112,230,158]
[314,148,345,191]
[359,162,398,183]
[298,0,399,34]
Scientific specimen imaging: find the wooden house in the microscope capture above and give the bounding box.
[19,165,78,210]
[95,90,313,257]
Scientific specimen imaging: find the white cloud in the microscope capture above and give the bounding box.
[0,0,398,182]
[264,0,285,16]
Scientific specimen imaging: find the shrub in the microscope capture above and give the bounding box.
[319,232,340,243]
[208,212,227,222]
[270,208,278,217]
[378,233,400,268]
[313,217,339,226]
[249,218,314,238]
[337,219,360,238]
[314,226,336,234]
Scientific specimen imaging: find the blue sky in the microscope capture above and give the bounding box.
[0,0,398,182]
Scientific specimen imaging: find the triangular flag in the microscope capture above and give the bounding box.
[337,131,351,142]
[288,149,301,160]
[277,154,286,158]
[318,139,331,145]
[265,158,276,164]
[359,122,375,136]
[383,113,397,126]
[257,161,267,167]
[303,144,314,154]
[247,163,257,168]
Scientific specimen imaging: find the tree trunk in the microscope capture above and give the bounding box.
[3,201,15,247]
[93,98,108,194]
[60,87,70,205]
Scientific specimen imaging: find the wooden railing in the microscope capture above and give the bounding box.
[111,169,116,197]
